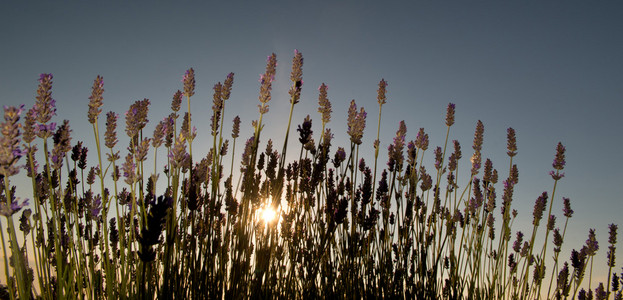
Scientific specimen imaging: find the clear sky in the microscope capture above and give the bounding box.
[2,0,622,285]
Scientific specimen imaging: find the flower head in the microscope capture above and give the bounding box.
[22,106,37,144]
[388,121,407,170]
[415,128,429,151]
[473,120,484,152]
[232,116,241,139]
[507,128,517,157]
[445,103,455,127]
[289,50,303,104]
[87,75,104,124]
[222,72,235,101]
[532,192,548,226]
[551,142,566,180]
[183,68,195,98]
[125,99,150,139]
[35,73,56,124]
[563,197,573,218]
[258,53,277,112]
[0,197,29,217]
[377,79,388,105]
[105,111,118,149]
[152,118,167,148]
[346,100,366,145]
[585,228,599,256]
[317,83,332,125]
[297,115,313,145]
[171,90,183,113]
[1,105,25,177]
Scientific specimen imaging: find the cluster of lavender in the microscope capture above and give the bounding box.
[0,52,621,300]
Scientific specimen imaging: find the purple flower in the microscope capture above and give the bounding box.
[507,128,517,157]
[532,192,548,226]
[289,50,303,104]
[434,146,443,170]
[122,153,137,185]
[333,147,346,168]
[87,75,104,124]
[183,68,196,98]
[317,83,332,125]
[377,79,388,105]
[585,228,599,256]
[232,116,241,139]
[608,224,618,245]
[125,99,150,138]
[0,197,29,217]
[91,195,102,218]
[551,142,566,179]
[553,228,563,252]
[445,103,455,127]
[35,73,56,124]
[472,120,484,152]
[470,151,481,176]
[346,100,366,145]
[152,118,167,148]
[171,90,183,112]
[562,197,574,218]
[105,111,118,149]
[22,106,37,144]
[258,53,277,109]
[222,72,235,101]
[1,105,25,177]
[388,121,407,170]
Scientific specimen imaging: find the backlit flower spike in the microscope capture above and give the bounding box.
[258,53,277,110]
[0,197,29,217]
[472,120,484,152]
[105,111,118,149]
[232,116,240,139]
[171,90,183,113]
[377,79,387,105]
[22,106,37,144]
[183,68,195,98]
[289,50,303,104]
[532,191,548,226]
[585,228,599,256]
[507,128,517,157]
[347,100,366,145]
[0,105,25,177]
[88,75,104,124]
[35,73,56,124]
[222,72,235,101]
[445,103,455,127]
[317,83,332,124]
[550,142,566,180]
[51,119,72,169]
[562,197,573,218]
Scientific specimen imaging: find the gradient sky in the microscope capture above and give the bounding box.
[2,0,622,285]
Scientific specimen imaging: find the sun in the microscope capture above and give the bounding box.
[260,206,277,223]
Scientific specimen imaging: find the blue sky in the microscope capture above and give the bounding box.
[2,0,622,285]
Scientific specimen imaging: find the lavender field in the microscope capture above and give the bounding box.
[0,51,621,299]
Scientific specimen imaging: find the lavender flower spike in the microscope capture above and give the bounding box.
[183,68,196,98]
[88,75,104,124]
[0,197,29,217]
[289,50,303,104]
[35,73,56,124]
[377,79,388,105]
[317,83,332,124]
[1,105,25,177]
[445,103,455,127]
[550,142,566,180]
